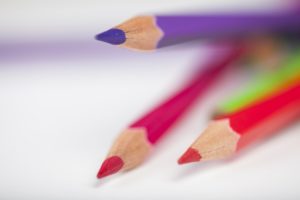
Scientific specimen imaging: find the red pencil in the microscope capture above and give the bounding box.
[178,81,300,164]
[97,45,244,178]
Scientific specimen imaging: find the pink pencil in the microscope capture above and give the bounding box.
[97,44,245,178]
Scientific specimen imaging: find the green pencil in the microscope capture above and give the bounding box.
[214,50,300,117]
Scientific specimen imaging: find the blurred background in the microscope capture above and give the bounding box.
[0,0,300,199]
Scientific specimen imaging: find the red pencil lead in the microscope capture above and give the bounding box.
[97,156,124,179]
[178,148,201,164]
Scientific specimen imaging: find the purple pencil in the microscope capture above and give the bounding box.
[95,12,300,50]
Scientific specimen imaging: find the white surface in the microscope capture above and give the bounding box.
[0,1,299,199]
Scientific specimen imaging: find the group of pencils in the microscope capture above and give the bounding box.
[94,7,300,179]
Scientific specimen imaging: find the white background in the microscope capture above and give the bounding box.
[0,0,300,199]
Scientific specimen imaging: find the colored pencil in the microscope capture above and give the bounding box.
[95,12,300,50]
[178,81,300,164]
[215,50,300,117]
[97,45,244,178]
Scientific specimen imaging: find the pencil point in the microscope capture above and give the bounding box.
[95,28,126,45]
[178,148,201,165]
[97,156,124,179]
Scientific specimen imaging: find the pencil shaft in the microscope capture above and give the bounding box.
[130,46,244,143]
[156,13,300,47]
[236,97,300,150]
[216,50,300,116]
[230,82,300,151]
[229,83,300,134]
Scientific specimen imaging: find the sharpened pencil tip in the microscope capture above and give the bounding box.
[95,28,126,45]
[178,148,201,164]
[97,156,124,179]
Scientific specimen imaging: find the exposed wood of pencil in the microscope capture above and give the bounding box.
[178,83,300,164]
[97,46,244,178]
[106,128,152,170]
[116,16,163,50]
[97,128,151,179]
